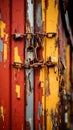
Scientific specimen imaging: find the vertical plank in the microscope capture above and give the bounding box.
[45,0,59,129]
[25,0,34,129]
[41,1,46,129]
[11,0,25,130]
[0,0,10,130]
[34,1,43,129]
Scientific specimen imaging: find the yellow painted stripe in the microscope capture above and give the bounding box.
[4,43,7,61]
[15,84,21,99]
[14,47,22,63]
[0,20,6,38]
[41,0,59,129]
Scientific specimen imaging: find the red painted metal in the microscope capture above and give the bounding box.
[0,0,11,130]
[11,0,25,130]
[0,0,25,130]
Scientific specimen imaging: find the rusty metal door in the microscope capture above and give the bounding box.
[0,0,59,130]
[0,0,63,130]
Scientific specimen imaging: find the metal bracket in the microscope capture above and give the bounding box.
[45,56,57,67]
[11,62,24,69]
[12,32,57,41]
[12,33,25,40]
[12,57,57,69]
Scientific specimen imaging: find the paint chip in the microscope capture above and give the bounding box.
[14,47,22,62]
[0,39,3,52]
[4,43,7,61]
[15,85,20,99]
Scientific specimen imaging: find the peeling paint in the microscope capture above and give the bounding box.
[0,20,8,63]
[15,84,20,99]
[0,20,5,38]
[26,0,34,32]
[26,0,34,129]
[38,101,42,120]
[0,52,2,62]
[14,47,22,62]
[5,34,8,42]
[45,0,49,9]
[41,0,59,129]
[4,43,7,61]
[21,124,23,130]
[0,20,8,40]
[0,39,3,62]
[0,106,4,121]
[0,39,3,52]
[36,4,42,27]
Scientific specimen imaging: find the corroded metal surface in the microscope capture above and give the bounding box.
[26,0,34,129]
[34,0,43,129]
[0,0,72,130]
[44,0,59,129]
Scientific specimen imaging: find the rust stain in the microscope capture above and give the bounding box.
[31,0,34,4]
[45,0,49,9]
[42,21,46,33]
[26,121,31,130]
[0,106,4,121]
[21,124,23,130]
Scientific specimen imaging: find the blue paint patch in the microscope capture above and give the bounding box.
[0,39,3,62]
[37,4,42,27]
[38,101,42,120]
[0,39,3,52]
[0,52,2,62]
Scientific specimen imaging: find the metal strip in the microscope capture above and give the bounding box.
[26,0,34,129]
[0,0,10,129]
[34,1,43,130]
[45,0,59,129]
[11,0,25,129]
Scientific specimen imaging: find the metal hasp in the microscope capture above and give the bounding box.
[25,0,34,130]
